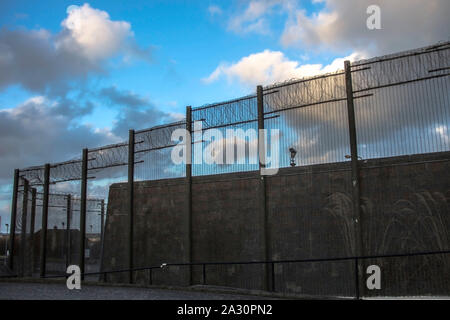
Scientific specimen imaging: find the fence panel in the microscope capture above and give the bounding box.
[134,121,187,181]
[192,96,259,176]
[87,142,128,282]
[262,73,351,168]
[132,122,189,286]
[351,45,450,159]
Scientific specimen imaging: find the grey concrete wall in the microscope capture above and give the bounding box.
[102,151,450,297]
[266,163,355,296]
[359,152,450,297]
[192,172,265,290]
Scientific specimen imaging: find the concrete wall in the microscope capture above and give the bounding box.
[102,151,450,297]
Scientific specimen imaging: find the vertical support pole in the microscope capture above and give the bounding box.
[344,60,363,298]
[100,199,105,248]
[186,106,193,285]
[79,149,88,280]
[257,85,266,171]
[40,164,50,278]
[128,129,135,284]
[99,199,106,282]
[66,194,71,268]
[271,263,276,292]
[202,264,206,285]
[30,188,36,274]
[354,258,360,300]
[19,178,29,277]
[8,169,19,271]
[148,268,152,286]
[257,85,270,291]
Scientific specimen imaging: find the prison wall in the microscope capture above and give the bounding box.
[102,151,450,297]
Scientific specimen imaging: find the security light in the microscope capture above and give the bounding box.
[289,148,297,167]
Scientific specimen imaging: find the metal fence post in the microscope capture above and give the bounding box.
[257,85,270,291]
[30,188,36,274]
[202,264,206,285]
[148,268,152,286]
[271,262,275,292]
[66,194,71,268]
[128,129,135,284]
[79,149,88,280]
[100,199,105,249]
[8,169,19,271]
[186,106,193,285]
[344,60,364,298]
[19,178,29,277]
[99,199,106,282]
[40,164,50,278]
[354,257,360,300]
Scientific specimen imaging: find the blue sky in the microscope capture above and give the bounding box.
[0,0,449,232]
[0,0,336,124]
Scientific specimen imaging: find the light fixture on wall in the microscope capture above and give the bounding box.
[289,147,297,167]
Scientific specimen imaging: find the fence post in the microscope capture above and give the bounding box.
[79,149,88,280]
[30,188,36,274]
[19,178,29,277]
[257,85,270,291]
[100,199,105,248]
[271,262,275,292]
[8,169,19,271]
[202,264,206,285]
[186,106,193,285]
[99,199,106,282]
[344,60,364,298]
[66,194,71,268]
[128,129,135,284]
[148,268,152,286]
[354,257,360,300]
[40,164,50,278]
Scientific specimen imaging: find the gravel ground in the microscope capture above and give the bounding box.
[0,281,275,300]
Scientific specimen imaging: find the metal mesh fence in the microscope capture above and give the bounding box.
[45,192,68,275]
[134,121,186,181]
[86,143,128,280]
[351,43,450,159]
[192,96,259,175]
[6,41,450,297]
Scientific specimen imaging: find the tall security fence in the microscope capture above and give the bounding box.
[5,42,450,298]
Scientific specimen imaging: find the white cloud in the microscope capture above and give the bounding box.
[203,49,365,87]
[280,0,450,55]
[208,5,223,16]
[0,96,120,182]
[223,0,449,56]
[0,3,150,93]
[58,3,133,62]
[227,0,286,35]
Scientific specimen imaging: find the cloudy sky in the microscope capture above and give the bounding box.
[0,0,449,232]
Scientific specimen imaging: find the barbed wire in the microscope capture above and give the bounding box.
[351,45,450,92]
[192,96,257,130]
